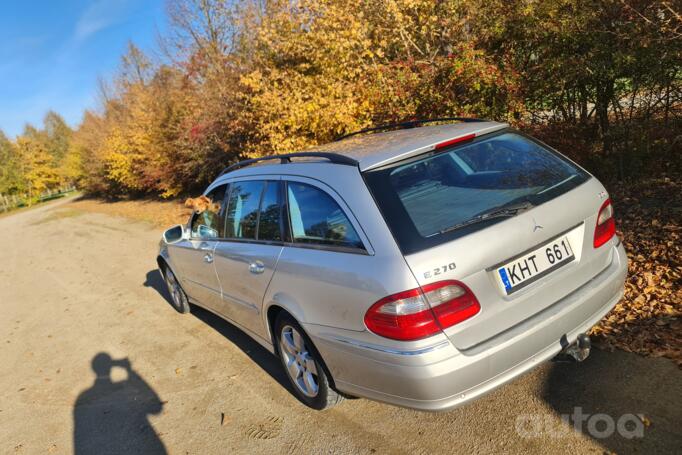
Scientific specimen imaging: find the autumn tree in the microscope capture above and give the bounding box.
[239,0,522,156]
[15,126,60,202]
[43,111,72,164]
[65,0,680,196]
[75,111,110,195]
[0,130,23,195]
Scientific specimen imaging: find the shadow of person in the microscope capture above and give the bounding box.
[74,353,167,455]
[542,348,681,454]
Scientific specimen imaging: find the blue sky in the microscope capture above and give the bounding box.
[0,0,166,138]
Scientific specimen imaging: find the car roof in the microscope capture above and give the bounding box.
[217,120,509,182]
[310,121,508,171]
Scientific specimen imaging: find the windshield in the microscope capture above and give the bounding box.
[364,130,589,254]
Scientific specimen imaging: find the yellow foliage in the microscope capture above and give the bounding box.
[239,0,521,156]
[15,136,59,200]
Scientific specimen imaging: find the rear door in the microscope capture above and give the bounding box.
[169,183,228,311]
[213,179,284,338]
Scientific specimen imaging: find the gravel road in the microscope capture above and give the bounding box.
[1,197,680,454]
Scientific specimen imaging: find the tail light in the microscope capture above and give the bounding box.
[593,198,616,248]
[364,281,480,341]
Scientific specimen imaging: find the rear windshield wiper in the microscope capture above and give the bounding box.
[435,200,534,236]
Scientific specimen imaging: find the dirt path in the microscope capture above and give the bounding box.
[0,201,679,454]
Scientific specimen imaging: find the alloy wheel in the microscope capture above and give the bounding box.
[165,269,185,310]
[279,325,319,397]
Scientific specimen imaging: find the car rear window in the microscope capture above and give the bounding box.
[363,130,589,254]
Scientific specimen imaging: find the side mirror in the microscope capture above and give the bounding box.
[163,225,186,244]
[197,224,219,239]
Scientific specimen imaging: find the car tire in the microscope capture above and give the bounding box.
[274,312,343,410]
[162,265,190,314]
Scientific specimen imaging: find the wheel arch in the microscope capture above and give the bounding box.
[156,255,168,277]
[157,253,180,281]
[266,304,339,391]
[263,295,307,343]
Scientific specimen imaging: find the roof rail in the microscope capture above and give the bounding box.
[219,152,359,176]
[334,117,487,142]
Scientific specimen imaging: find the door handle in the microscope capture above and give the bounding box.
[203,253,213,264]
[249,261,265,274]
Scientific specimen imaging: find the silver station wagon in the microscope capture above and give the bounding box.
[158,119,627,411]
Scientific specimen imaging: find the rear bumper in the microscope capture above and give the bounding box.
[307,241,627,411]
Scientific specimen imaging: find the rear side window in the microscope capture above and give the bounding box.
[286,182,363,250]
[364,130,589,254]
[225,181,264,240]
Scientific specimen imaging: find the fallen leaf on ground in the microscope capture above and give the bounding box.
[589,177,681,368]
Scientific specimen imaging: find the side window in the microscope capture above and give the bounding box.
[258,181,282,241]
[286,182,363,250]
[225,181,265,239]
[190,184,227,239]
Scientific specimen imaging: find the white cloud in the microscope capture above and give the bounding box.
[74,0,129,41]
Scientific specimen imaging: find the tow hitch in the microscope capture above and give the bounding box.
[553,333,591,363]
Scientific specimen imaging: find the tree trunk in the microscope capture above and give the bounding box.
[664,77,672,126]
[579,84,589,125]
[595,79,615,153]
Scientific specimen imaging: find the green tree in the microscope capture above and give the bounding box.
[467,0,681,151]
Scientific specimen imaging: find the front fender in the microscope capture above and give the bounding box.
[157,245,179,281]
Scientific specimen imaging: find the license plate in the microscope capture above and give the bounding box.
[497,236,574,294]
